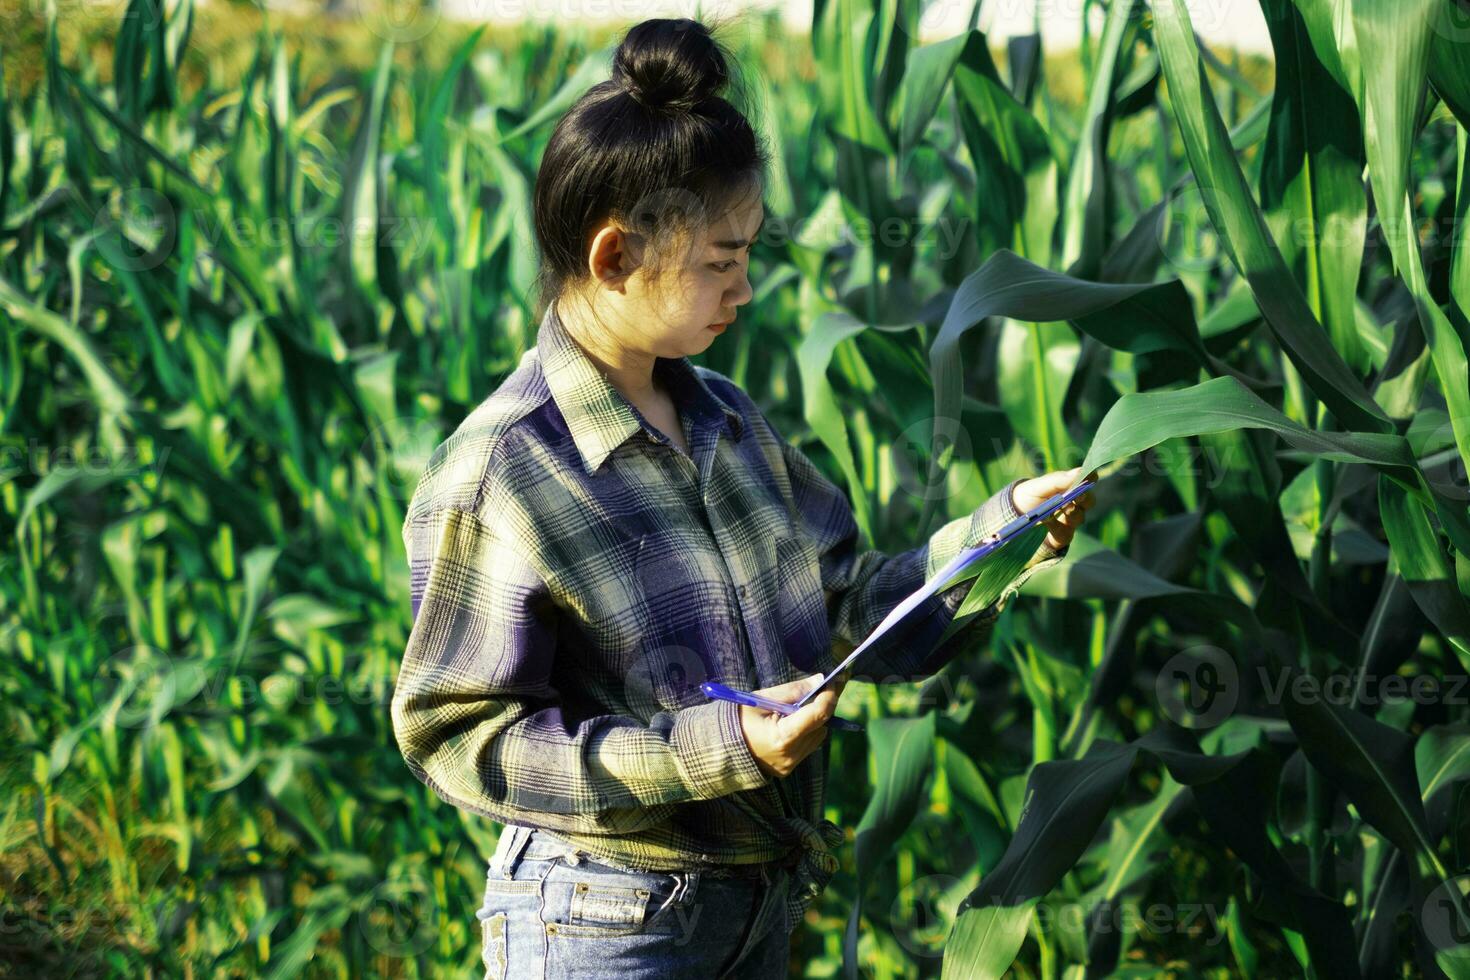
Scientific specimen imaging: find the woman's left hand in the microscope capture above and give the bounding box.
[1010,466,1098,553]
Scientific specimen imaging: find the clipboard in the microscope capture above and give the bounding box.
[784,477,1097,712]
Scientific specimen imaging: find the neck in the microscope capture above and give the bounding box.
[555,297,661,402]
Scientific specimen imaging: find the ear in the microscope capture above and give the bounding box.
[586,224,643,285]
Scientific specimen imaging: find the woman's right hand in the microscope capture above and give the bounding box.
[738,672,849,779]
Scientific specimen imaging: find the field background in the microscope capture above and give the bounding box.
[3,0,1468,977]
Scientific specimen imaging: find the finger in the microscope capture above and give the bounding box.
[753,674,824,702]
[1048,510,1079,531]
[782,690,838,736]
[1045,468,1081,493]
[806,689,839,722]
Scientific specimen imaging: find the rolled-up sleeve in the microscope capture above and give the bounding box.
[391,496,770,838]
[779,436,1067,683]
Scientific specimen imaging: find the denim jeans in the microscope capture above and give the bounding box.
[475,825,794,978]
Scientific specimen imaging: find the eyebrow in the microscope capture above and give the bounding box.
[713,213,766,251]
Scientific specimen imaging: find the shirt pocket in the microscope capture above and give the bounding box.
[773,530,834,674]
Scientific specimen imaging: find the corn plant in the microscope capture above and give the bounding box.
[790,0,1470,976]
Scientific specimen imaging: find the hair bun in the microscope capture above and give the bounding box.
[611,18,729,114]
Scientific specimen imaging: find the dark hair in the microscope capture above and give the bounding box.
[531,17,770,320]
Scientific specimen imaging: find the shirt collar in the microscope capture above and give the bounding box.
[537,300,745,475]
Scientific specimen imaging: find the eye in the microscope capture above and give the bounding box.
[711,260,739,273]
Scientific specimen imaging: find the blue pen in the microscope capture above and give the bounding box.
[700,681,865,732]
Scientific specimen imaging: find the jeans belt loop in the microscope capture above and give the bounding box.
[497,825,534,880]
[670,869,697,906]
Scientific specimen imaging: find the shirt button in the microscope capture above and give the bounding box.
[738,585,748,598]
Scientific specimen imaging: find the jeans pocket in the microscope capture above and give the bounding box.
[541,855,687,939]
[477,858,544,935]
[479,911,507,980]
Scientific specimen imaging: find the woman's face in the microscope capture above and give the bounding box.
[578,189,764,363]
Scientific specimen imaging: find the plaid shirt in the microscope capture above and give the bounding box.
[392,302,1067,935]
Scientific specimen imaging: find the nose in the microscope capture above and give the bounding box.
[726,265,753,308]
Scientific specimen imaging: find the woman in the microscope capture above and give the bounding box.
[391,17,1095,979]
